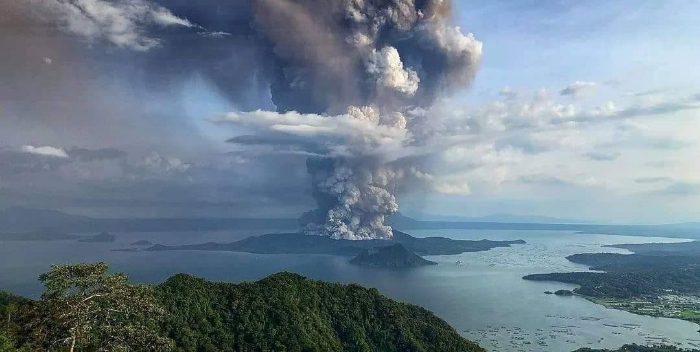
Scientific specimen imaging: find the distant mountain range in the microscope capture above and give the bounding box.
[411,213,591,224]
[1,207,700,239]
[386,213,700,239]
[0,207,298,233]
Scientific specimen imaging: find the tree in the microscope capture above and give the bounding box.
[25,262,172,352]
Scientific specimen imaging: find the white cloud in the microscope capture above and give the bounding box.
[150,7,195,27]
[21,145,69,158]
[36,0,195,51]
[366,47,420,96]
[401,86,700,203]
[216,108,409,160]
[433,181,472,195]
[143,152,191,173]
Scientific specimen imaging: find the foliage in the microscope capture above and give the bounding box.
[23,262,172,352]
[524,251,700,298]
[156,272,484,352]
[2,264,484,352]
[0,291,29,352]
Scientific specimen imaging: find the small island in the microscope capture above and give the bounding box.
[554,289,574,296]
[350,243,437,268]
[130,240,153,246]
[78,232,116,243]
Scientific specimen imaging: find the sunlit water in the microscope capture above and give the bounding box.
[1,229,698,351]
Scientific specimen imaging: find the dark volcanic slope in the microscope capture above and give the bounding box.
[156,272,484,352]
[350,244,437,268]
[147,230,526,256]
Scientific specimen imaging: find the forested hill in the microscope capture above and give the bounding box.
[156,272,484,352]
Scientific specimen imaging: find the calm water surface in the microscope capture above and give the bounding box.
[1,228,698,351]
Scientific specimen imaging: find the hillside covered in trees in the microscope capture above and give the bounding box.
[157,272,482,352]
[0,263,484,352]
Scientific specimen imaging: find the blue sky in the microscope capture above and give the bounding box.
[458,0,700,96]
[397,0,700,223]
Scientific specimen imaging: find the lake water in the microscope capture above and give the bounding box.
[1,228,699,351]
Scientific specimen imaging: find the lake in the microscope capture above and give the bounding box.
[1,228,698,351]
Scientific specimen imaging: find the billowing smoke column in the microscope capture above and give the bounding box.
[229,0,482,239]
[9,0,478,239]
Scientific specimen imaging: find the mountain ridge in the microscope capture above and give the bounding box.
[2,207,700,239]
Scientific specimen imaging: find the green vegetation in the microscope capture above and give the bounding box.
[0,292,28,352]
[1,263,171,352]
[1,263,484,352]
[573,344,700,352]
[524,241,700,324]
[156,272,482,352]
[679,309,700,322]
[524,253,700,298]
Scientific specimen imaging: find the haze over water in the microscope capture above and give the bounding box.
[1,229,698,351]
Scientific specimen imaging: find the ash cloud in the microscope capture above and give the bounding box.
[6,0,482,239]
[217,0,482,239]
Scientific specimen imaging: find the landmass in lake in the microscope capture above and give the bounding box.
[146,229,526,256]
[77,232,116,243]
[130,240,153,246]
[524,241,700,324]
[350,243,437,268]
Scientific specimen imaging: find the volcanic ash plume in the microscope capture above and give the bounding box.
[222,0,483,239]
[302,158,399,240]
